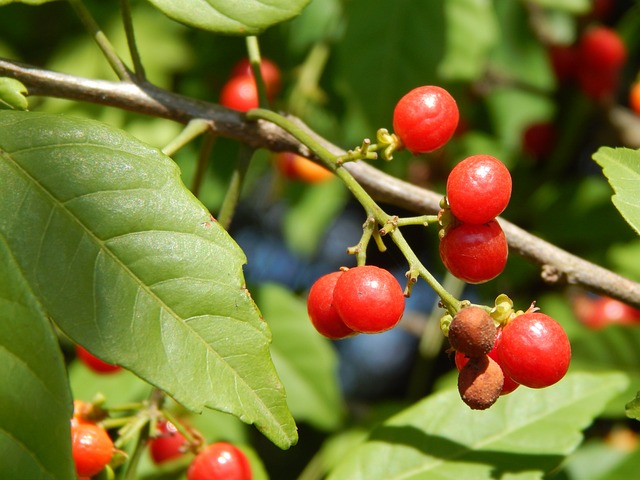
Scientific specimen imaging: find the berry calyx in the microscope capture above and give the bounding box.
[230,57,281,99]
[392,86,459,154]
[149,420,188,464]
[332,266,405,334]
[307,271,357,339]
[220,75,259,112]
[71,422,114,477]
[439,219,508,284]
[187,442,252,480]
[446,154,512,225]
[496,312,571,388]
[448,306,497,358]
[457,355,504,410]
[76,345,122,374]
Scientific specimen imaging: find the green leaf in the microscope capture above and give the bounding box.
[327,372,628,480]
[0,77,28,110]
[0,111,297,449]
[527,0,591,14]
[0,236,74,478]
[593,147,640,237]
[257,283,344,431]
[144,0,311,35]
[438,0,498,81]
[0,0,58,4]
[625,391,640,420]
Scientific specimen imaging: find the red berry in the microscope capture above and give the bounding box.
[629,82,640,115]
[446,154,512,225]
[439,219,508,284]
[220,75,259,112]
[548,45,578,84]
[579,26,626,72]
[574,295,640,330]
[187,442,252,480]
[455,330,520,395]
[496,312,571,389]
[307,271,357,339]
[275,152,333,183]
[76,345,122,374]
[71,422,114,477]
[231,58,281,99]
[392,86,459,154]
[149,420,188,464]
[522,122,557,158]
[332,266,405,334]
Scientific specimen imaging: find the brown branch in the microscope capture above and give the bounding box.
[2,58,640,308]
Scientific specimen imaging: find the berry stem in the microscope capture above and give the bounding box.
[246,108,462,312]
[245,35,270,109]
[161,118,211,157]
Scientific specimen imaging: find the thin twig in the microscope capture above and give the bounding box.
[1,58,639,308]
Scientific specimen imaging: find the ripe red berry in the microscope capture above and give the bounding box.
[332,266,405,334]
[307,271,357,339]
[231,58,281,99]
[446,154,512,225]
[522,122,557,158]
[187,442,252,480]
[76,345,122,374]
[496,312,571,389]
[455,329,520,396]
[574,295,640,330]
[392,86,459,154]
[71,422,114,477]
[220,75,259,112]
[579,26,627,72]
[448,306,497,358]
[629,82,640,115]
[439,219,508,284]
[548,44,578,84]
[149,420,188,464]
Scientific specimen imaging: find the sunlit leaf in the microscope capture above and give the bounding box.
[327,372,628,480]
[144,0,311,35]
[528,0,591,14]
[593,147,640,237]
[0,111,297,449]
[0,77,28,110]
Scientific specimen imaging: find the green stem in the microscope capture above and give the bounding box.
[67,0,132,81]
[191,133,216,198]
[246,108,462,312]
[245,36,269,108]
[217,145,254,230]
[120,0,146,81]
[162,118,210,157]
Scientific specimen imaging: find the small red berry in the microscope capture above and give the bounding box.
[307,271,357,339]
[76,345,122,374]
[446,154,512,225]
[579,26,627,72]
[574,295,640,330]
[392,86,459,154]
[275,152,333,183]
[439,219,508,284]
[522,122,557,158]
[629,82,640,115]
[71,422,114,477]
[220,75,259,112]
[455,329,520,396]
[332,266,405,334]
[548,45,578,84]
[231,58,281,99]
[496,312,571,389]
[149,420,188,464]
[187,442,252,480]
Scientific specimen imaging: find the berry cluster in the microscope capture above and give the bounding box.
[439,154,511,284]
[220,57,281,112]
[307,266,405,339]
[449,303,571,410]
[549,25,627,100]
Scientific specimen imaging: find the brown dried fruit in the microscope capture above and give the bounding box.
[449,306,497,357]
[458,355,504,410]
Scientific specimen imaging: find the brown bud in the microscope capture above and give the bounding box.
[458,355,504,410]
[449,306,497,357]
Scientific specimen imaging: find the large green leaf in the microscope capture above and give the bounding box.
[257,284,345,431]
[327,372,628,480]
[0,111,297,449]
[593,147,640,237]
[0,237,74,478]
[144,0,311,35]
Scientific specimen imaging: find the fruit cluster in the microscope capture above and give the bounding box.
[449,302,571,410]
[307,265,405,339]
[220,57,281,112]
[439,154,511,284]
[549,25,627,100]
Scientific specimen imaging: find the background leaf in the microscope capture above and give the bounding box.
[327,372,628,480]
[0,111,297,449]
[0,237,74,479]
[0,77,28,110]
[144,0,312,35]
[593,147,640,237]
